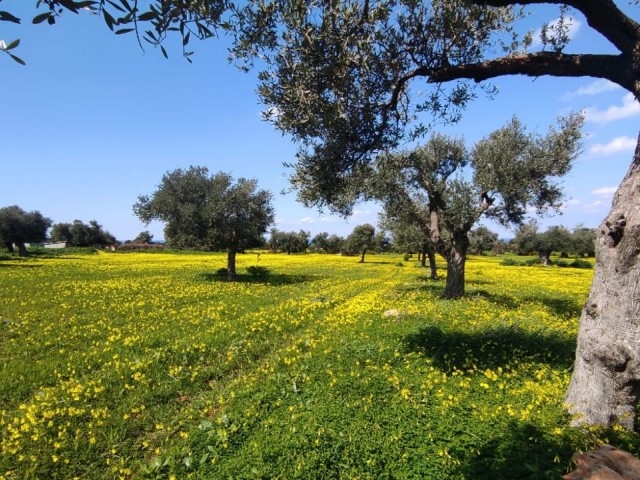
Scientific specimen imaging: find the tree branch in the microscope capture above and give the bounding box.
[426,52,634,94]
[470,0,640,56]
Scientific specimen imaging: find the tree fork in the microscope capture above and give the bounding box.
[565,131,640,430]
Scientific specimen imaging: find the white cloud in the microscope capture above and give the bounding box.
[589,135,636,156]
[591,186,617,197]
[532,16,581,47]
[584,93,640,123]
[566,79,620,99]
[352,209,372,217]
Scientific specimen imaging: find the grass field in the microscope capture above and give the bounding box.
[1,251,638,479]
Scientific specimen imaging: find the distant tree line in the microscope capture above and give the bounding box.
[50,220,116,247]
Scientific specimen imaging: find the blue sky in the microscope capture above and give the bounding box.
[1,1,638,242]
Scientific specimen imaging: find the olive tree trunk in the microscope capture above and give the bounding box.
[443,234,468,299]
[423,246,438,280]
[16,241,28,257]
[565,134,640,430]
[227,248,237,281]
[359,248,367,263]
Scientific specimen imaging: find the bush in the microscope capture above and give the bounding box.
[247,265,270,277]
[570,258,593,269]
[501,258,519,266]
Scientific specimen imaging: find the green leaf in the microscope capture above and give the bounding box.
[9,53,26,66]
[57,0,80,13]
[32,12,52,24]
[103,10,116,30]
[160,45,168,59]
[115,28,134,35]
[0,10,22,24]
[137,11,156,21]
[5,39,19,51]
[183,32,190,46]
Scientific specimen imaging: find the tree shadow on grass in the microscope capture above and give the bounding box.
[403,324,575,371]
[457,421,577,480]
[200,272,319,286]
[0,262,43,268]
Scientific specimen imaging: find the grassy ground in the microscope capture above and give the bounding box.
[0,251,638,479]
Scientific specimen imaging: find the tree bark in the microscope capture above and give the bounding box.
[227,248,237,281]
[360,248,367,263]
[565,132,640,431]
[443,234,468,299]
[5,242,14,253]
[16,241,28,257]
[539,250,552,266]
[428,249,438,280]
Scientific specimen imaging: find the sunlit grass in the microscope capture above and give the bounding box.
[0,251,637,479]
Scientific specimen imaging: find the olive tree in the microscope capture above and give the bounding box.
[345,224,376,263]
[0,205,51,256]
[134,167,274,280]
[373,115,582,299]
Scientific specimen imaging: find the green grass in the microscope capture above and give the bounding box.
[0,251,637,479]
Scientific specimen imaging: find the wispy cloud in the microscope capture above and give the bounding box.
[532,16,581,48]
[591,186,617,197]
[589,135,636,156]
[565,79,620,99]
[584,93,640,123]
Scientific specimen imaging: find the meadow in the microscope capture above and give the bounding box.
[0,250,638,479]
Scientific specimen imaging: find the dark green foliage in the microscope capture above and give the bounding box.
[309,232,345,254]
[246,265,270,277]
[0,205,52,257]
[344,224,376,262]
[267,229,309,254]
[469,226,499,255]
[134,167,274,253]
[132,231,154,244]
[50,220,116,246]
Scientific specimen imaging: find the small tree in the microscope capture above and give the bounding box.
[468,226,498,256]
[572,225,596,258]
[345,224,376,263]
[0,206,51,256]
[380,209,438,279]
[134,167,274,280]
[133,231,154,244]
[512,219,539,256]
[535,225,573,266]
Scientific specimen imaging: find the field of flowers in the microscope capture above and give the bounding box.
[0,250,638,479]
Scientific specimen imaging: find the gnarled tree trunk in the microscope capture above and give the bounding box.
[565,133,640,431]
[443,234,468,299]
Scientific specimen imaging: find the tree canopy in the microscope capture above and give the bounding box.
[134,166,274,279]
[50,219,116,247]
[0,205,51,256]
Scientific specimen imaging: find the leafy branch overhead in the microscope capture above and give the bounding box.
[0,0,225,64]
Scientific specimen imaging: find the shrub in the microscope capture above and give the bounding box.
[570,258,593,269]
[247,265,270,277]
